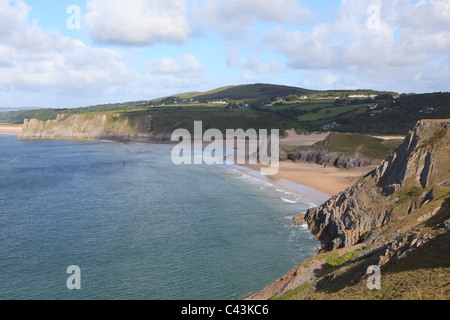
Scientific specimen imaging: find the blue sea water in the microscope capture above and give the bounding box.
[0,134,321,300]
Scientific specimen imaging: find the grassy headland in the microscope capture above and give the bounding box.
[2,84,449,137]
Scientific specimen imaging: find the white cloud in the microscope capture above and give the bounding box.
[264,0,450,92]
[84,0,192,45]
[0,0,144,107]
[148,54,205,75]
[400,0,450,30]
[193,0,314,37]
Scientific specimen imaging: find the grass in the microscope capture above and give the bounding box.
[323,247,365,271]
[269,282,310,300]
[419,127,447,148]
[191,83,316,101]
[297,104,367,121]
[124,108,291,135]
[314,132,403,159]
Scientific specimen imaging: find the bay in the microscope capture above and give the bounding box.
[0,134,319,300]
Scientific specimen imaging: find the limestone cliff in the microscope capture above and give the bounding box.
[248,119,449,300]
[290,149,379,168]
[304,120,449,252]
[18,113,171,142]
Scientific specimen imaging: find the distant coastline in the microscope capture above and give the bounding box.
[7,119,374,201]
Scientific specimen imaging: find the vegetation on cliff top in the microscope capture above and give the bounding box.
[2,84,449,136]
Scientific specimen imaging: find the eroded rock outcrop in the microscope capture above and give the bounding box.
[302,120,449,252]
[287,149,379,169]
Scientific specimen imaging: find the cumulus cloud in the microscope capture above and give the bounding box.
[0,0,212,108]
[0,0,146,108]
[84,0,192,45]
[193,0,314,37]
[264,0,450,92]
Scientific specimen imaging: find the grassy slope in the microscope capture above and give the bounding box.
[282,204,450,300]
[124,108,292,136]
[282,132,404,162]
[317,132,404,159]
[190,83,317,101]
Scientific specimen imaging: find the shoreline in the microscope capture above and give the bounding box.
[232,163,331,206]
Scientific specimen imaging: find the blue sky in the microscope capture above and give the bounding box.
[1,0,449,108]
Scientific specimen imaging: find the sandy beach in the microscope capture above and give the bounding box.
[0,125,22,135]
[234,131,376,199]
[241,161,376,199]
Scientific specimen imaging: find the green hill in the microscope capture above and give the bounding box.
[189,83,317,101]
[2,84,449,136]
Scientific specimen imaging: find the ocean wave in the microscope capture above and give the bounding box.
[281,198,297,204]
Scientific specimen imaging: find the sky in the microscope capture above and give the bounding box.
[0,0,449,109]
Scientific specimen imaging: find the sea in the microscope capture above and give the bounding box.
[0,133,324,300]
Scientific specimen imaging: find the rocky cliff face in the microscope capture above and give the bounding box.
[18,113,171,142]
[284,149,378,169]
[304,120,449,252]
[249,119,449,300]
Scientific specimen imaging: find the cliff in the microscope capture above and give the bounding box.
[283,148,378,169]
[18,113,171,142]
[249,119,450,300]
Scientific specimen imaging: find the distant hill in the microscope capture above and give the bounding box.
[187,83,317,101]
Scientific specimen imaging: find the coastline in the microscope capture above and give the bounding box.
[233,163,331,206]
[10,123,373,200]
